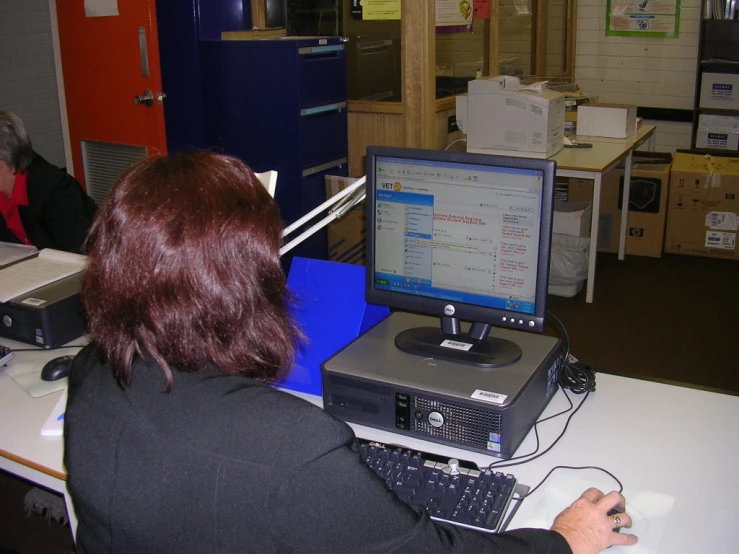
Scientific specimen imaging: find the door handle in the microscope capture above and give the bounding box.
[156,92,167,104]
[134,90,154,107]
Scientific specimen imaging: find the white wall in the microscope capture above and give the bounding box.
[0,0,66,167]
[575,0,701,152]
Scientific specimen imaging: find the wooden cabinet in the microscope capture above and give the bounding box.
[691,14,739,153]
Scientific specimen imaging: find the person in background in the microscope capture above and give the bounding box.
[64,151,638,554]
[0,111,97,254]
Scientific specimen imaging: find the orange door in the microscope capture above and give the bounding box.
[55,0,167,192]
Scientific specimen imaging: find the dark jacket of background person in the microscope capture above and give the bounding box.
[0,152,97,253]
[64,343,572,554]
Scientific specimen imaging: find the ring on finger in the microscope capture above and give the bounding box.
[612,514,622,527]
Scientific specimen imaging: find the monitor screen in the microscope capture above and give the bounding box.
[365,146,556,368]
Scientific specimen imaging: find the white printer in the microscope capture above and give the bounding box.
[456,75,565,158]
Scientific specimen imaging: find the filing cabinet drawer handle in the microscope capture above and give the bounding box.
[299,45,345,56]
[301,102,347,116]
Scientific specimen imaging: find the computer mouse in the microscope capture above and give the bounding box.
[40,355,75,382]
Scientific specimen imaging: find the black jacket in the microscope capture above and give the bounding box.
[64,345,572,554]
[0,152,97,254]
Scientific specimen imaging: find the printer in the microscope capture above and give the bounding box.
[456,75,565,158]
[0,272,86,348]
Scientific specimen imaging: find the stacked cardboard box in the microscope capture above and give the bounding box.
[568,153,672,258]
[665,153,739,260]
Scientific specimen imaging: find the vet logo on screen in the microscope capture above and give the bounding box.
[381,181,402,191]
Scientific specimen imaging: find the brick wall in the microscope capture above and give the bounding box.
[575,0,700,152]
[0,0,65,167]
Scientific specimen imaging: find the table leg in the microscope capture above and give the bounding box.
[618,149,634,261]
[586,173,603,303]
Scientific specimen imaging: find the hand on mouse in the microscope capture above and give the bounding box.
[550,488,639,554]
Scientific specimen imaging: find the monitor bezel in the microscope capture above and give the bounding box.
[365,146,557,334]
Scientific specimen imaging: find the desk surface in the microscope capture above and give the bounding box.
[2,345,738,553]
[0,340,73,481]
[551,125,656,172]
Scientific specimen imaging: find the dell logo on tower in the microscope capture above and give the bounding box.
[444,304,456,316]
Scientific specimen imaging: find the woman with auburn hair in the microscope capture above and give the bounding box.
[64,152,636,554]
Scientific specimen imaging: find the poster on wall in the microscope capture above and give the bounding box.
[351,0,401,21]
[606,0,680,38]
[436,0,474,26]
[474,0,491,19]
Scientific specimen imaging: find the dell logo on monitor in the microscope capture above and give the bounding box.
[444,304,456,316]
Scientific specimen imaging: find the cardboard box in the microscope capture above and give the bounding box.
[325,175,366,265]
[564,95,599,123]
[699,73,739,110]
[458,75,565,158]
[553,200,592,237]
[696,114,739,151]
[577,103,637,139]
[665,153,739,260]
[565,154,672,258]
[598,155,671,258]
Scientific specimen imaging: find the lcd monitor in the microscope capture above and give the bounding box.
[365,146,556,368]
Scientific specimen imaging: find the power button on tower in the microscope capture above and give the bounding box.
[3,315,12,327]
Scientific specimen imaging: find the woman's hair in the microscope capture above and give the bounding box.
[0,111,34,172]
[82,151,302,389]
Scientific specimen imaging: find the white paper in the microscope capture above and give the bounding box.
[0,249,86,303]
[41,389,68,437]
[0,242,38,267]
[85,0,119,18]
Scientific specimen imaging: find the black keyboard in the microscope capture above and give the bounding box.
[358,440,529,533]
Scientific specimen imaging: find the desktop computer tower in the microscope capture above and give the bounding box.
[322,312,562,459]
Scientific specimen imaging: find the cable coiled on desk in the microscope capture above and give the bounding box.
[547,311,597,395]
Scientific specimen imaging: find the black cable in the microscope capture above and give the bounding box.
[8,345,83,353]
[518,465,624,499]
[483,312,618,500]
[486,388,589,471]
[547,310,596,394]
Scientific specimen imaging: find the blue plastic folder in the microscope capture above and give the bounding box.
[275,257,390,397]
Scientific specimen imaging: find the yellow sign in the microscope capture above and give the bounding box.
[356,0,402,21]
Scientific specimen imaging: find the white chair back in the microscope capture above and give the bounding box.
[255,170,278,198]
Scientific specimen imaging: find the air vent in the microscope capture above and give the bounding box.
[413,396,502,449]
[81,140,147,205]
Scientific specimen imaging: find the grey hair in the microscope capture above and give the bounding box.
[0,112,34,172]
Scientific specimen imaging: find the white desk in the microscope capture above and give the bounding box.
[295,373,739,554]
[0,338,82,539]
[2,345,737,553]
[550,125,656,302]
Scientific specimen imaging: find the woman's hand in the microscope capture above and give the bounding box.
[550,488,639,554]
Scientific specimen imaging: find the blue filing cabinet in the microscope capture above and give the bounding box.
[200,37,349,263]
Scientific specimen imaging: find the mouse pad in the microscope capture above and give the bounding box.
[519,472,674,554]
[5,352,70,397]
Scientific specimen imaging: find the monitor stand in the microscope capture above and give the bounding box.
[395,316,522,368]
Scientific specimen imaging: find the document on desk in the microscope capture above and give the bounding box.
[0,241,38,267]
[41,388,67,437]
[0,249,87,303]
